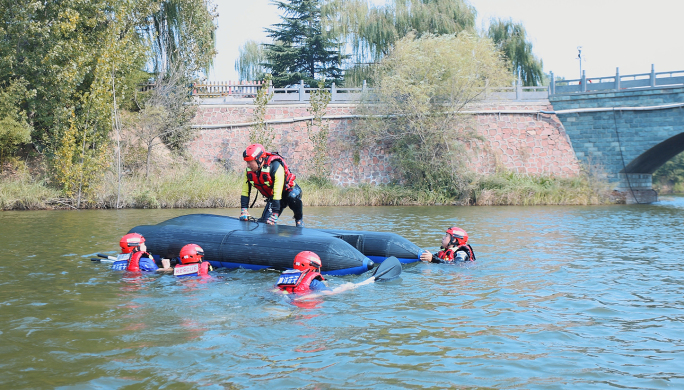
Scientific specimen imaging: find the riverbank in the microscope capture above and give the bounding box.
[0,164,618,210]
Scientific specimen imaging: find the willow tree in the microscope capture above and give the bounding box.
[0,0,157,202]
[235,40,267,81]
[264,0,347,87]
[146,0,218,75]
[487,18,543,86]
[0,0,217,202]
[323,0,477,86]
[356,33,510,196]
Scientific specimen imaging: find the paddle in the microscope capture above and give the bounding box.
[370,256,402,282]
[91,253,118,262]
[91,257,116,263]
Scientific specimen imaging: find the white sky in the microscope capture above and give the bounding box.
[208,0,684,82]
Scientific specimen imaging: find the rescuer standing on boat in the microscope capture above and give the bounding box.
[239,143,304,227]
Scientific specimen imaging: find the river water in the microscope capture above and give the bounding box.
[2,198,684,389]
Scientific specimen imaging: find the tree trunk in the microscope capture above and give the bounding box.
[146,143,152,179]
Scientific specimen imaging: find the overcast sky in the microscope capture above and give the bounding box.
[208,0,684,82]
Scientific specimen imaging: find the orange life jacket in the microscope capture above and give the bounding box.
[246,153,296,198]
[126,251,153,271]
[173,261,212,277]
[276,269,325,294]
[437,244,476,262]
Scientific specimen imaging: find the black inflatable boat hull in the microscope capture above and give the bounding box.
[129,214,421,275]
[317,229,422,264]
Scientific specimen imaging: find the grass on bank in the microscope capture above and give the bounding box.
[472,172,613,206]
[0,162,616,210]
[95,166,245,209]
[0,172,61,210]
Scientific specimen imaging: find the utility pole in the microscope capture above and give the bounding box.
[577,46,583,79]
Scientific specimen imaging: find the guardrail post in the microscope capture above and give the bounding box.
[299,80,305,102]
[615,67,620,90]
[550,71,555,95]
[362,80,367,93]
[331,82,337,102]
[581,70,587,92]
[516,75,522,100]
[650,64,656,87]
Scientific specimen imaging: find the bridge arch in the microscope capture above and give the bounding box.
[623,132,684,174]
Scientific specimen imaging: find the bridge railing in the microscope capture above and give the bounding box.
[148,65,684,103]
[550,65,684,95]
[141,80,266,97]
[485,85,549,101]
[191,81,265,97]
[192,79,550,104]
[268,80,372,103]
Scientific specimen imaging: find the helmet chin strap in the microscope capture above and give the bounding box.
[449,235,461,247]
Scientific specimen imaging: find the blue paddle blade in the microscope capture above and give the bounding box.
[372,256,402,282]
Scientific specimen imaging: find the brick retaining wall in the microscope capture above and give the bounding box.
[188,102,581,185]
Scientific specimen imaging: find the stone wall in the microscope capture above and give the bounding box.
[188,101,581,185]
[466,102,580,177]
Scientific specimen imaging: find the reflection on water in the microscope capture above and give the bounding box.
[1,198,684,389]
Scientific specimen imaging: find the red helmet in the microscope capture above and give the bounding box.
[179,244,204,264]
[243,143,265,162]
[293,251,322,272]
[446,226,468,247]
[119,233,145,254]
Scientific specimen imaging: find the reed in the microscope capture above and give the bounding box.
[300,181,451,206]
[0,174,60,210]
[0,164,616,210]
[471,172,614,206]
[93,164,244,209]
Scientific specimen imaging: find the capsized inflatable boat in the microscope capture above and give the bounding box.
[129,214,422,275]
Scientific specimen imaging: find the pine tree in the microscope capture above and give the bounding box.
[264,0,347,87]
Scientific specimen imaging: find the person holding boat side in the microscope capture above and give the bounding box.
[172,244,213,277]
[276,251,403,301]
[276,251,331,294]
[239,143,304,227]
[420,226,476,263]
[112,233,172,272]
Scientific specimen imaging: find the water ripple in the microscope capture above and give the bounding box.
[1,203,683,388]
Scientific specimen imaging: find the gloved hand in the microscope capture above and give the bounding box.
[239,208,250,221]
[267,213,279,225]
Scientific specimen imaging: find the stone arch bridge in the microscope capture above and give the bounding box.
[548,66,684,203]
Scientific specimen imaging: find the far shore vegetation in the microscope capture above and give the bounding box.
[2,0,675,212]
[0,156,618,210]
